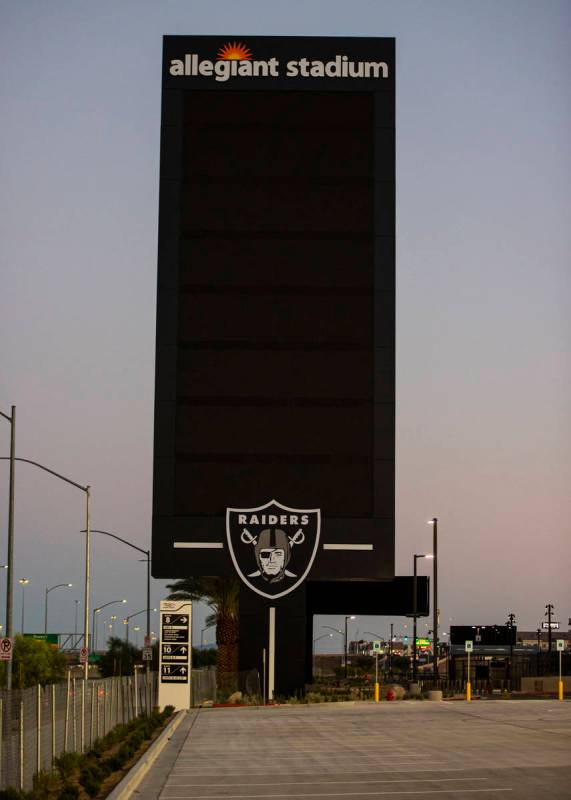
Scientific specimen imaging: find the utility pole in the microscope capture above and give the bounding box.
[506,612,516,687]
[389,623,394,676]
[0,406,16,690]
[545,604,554,654]
[536,628,541,675]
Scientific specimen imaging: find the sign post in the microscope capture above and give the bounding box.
[0,638,14,661]
[158,600,192,710]
[465,641,473,702]
[556,640,564,701]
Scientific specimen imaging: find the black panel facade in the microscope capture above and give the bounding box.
[153,36,395,585]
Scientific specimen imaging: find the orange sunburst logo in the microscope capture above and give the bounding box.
[217,41,253,61]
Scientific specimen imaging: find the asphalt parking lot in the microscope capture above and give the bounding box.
[135,700,571,800]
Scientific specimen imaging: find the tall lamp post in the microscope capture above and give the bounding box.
[0,407,16,690]
[45,583,73,634]
[19,578,29,633]
[344,615,356,678]
[0,455,90,685]
[412,554,433,680]
[124,608,156,645]
[428,518,438,679]
[93,599,127,651]
[74,600,81,642]
[82,529,150,667]
[312,633,333,675]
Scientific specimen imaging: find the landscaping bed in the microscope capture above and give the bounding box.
[0,706,175,800]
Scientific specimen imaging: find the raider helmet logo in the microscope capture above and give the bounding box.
[226,500,320,599]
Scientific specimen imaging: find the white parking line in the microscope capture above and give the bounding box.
[162,777,489,789]
[162,789,513,798]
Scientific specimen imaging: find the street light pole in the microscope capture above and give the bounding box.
[344,615,356,679]
[93,599,127,651]
[123,608,156,645]
[82,529,150,664]
[0,406,16,690]
[44,583,73,634]
[0,455,91,683]
[19,578,29,633]
[545,604,554,654]
[428,518,438,679]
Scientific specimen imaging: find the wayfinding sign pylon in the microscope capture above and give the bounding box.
[158,600,192,710]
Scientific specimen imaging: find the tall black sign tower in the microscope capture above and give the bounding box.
[153,35,427,694]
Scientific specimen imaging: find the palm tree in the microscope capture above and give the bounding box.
[166,576,239,689]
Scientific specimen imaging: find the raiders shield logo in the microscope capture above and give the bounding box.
[226,500,321,599]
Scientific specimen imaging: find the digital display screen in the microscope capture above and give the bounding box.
[175,91,375,517]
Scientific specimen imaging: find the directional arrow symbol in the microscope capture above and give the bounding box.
[181,666,187,674]
[180,646,187,654]
[180,617,187,623]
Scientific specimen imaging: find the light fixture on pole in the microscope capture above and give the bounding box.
[19,578,29,634]
[312,633,333,674]
[92,599,127,651]
[82,529,151,668]
[123,607,156,644]
[74,600,81,641]
[344,615,356,678]
[427,518,438,679]
[200,626,210,649]
[44,583,73,634]
[0,454,90,684]
[0,406,16,690]
[412,554,433,680]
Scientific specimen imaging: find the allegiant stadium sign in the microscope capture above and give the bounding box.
[168,41,389,82]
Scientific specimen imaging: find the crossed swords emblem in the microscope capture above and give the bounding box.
[241,527,305,578]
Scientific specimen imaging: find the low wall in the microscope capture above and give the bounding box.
[520,676,571,693]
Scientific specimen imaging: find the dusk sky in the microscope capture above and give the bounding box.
[1,0,569,650]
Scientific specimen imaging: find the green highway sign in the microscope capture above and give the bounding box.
[24,633,59,646]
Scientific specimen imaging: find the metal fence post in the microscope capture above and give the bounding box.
[103,682,107,736]
[52,684,56,768]
[36,684,41,776]
[0,697,3,790]
[90,682,95,746]
[19,699,24,791]
[72,678,77,752]
[134,671,138,718]
[64,671,70,752]
[81,679,85,753]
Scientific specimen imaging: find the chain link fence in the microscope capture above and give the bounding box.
[0,671,157,792]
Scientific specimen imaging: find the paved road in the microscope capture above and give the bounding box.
[134,700,571,800]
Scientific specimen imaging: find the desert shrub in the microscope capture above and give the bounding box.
[57,785,79,800]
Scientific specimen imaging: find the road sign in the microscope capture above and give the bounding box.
[465,640,473,652]
[158,600,192,711]
[142,646,153,661]
[372,640,382,652]
[161,663,189,682]
[542,621,560,629]
[24,633,59,646]
[0,637,14,661]
[79,647,88,664]
[556,640,564,652]
[161,613,190,643]
[144,635,151,647]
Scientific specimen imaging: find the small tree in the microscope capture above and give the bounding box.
[99,637,141,677]
[0,635,67,687]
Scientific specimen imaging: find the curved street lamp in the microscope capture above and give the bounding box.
[81,528,150,660]
[45,583,73,634]
[0,452,90,686]
[18,578,29,634]
[93,599,127,651]
[123,608,157,644]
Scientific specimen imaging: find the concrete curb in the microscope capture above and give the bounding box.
[106,710,187,800]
